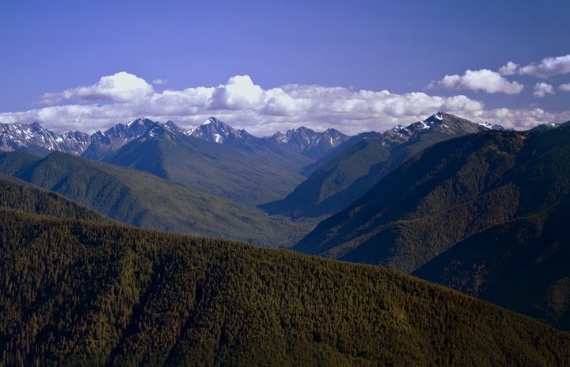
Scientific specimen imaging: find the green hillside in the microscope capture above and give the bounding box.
[106,127,309,207]
[294,130,527,271]
[1,209,569,366]
[0,151,312,246]
[0,173,109,222]
[412,124,570,329]
[294,125,570,329]
[414,197,570,330]
[262,137,392,218]
[264,113,485,218]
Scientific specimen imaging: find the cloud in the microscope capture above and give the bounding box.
[518,54,570,78]
[533,82,555,98]
[152,78,168,85]
[2,72,569,136]
[40,72,154,104]
[209,75,265,110]
[474,108,569,130]
[429,69,524,94]
[499,61,519,76]
[559,83,570,92]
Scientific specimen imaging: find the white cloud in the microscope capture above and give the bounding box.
[429,69,524,95]
[40,71,154,104]
[209,75,265,110]
[499,61,519,76]
[518,54,570,78]
[473,108,567,130]
[152,78,168,85]
[533,82,555,98]
[559,83,570,92]
[2,72,570,136]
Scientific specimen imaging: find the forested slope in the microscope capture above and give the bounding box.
[295,125,570,330]
[0,151,311,246]
[1,209,569,366]
[264,113,485,218]
[0,173,108,222]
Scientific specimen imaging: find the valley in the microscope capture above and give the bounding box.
[1,112,569,365]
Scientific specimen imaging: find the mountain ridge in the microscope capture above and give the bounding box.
[0,151,312,246]
[293,124,570,329]
[262,112,493,218]
[2,206,569,366]
[0,117,356,162]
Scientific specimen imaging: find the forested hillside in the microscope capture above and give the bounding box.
[1,209,569,366]
[295,125,570,330]
[414,195,570,330]
[264,113,486,218]
[413,125,570,330]
[294,130,529,270]
[0,173,109,222]
[0,151,312,246]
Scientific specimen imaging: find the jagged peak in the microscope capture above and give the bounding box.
[127,117,154,127]
[202,117,220,125]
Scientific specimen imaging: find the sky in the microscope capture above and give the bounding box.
[1,0,569,136]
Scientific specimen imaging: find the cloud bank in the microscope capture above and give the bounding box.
[1,72,568,136]
[429,69,524,95]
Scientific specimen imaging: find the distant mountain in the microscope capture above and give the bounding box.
[0,122,89,156]
[0,151,311,246]
[188,117,351,163]
[293,129,536,270]
[294,125,570,329]
[2,207,569,365]
[266,126,350,160]
[0,117,348,165]
[105,123,309,207]
[263,112,488,218]
[190,116,258,144]
[299,131,384,176]
[82,117,156,160]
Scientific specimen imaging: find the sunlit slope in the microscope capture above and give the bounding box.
[1,209,569,366]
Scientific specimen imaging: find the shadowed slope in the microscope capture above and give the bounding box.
[264,113,486,218]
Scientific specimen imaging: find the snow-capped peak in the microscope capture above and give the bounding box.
[478,122,505,131]
[202,117,217,125]
[0,121,90,155]
[127,117,150,127]
[189,117,251,144]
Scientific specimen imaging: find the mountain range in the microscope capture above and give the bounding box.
[1,117,354,208]
[294,123,570,329]
[0,151,312,246]
[1,113,505,211]
[0,117,349,162]
[1,182,569,365]
[262,112,501,218]
[2,112,569,333]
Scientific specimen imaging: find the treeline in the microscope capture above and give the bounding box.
[1,209,569,366]
[0,174,108,222]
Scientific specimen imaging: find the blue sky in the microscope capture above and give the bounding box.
[1,0,569,136]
